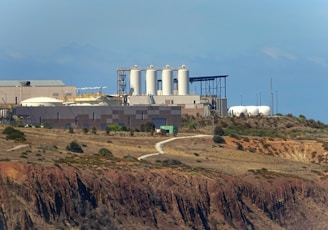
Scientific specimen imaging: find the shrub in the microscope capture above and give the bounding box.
[162,159,184,166]
[140,122,155,132]
[98,148,113,158]
[243,137,250,142]
[66,141,83,153]
[213,135,226,144]
[236,142,244,151]
[123,155,138,162]
[3,126,16,135]
[83,127,89,134]
[229,133,240,139]
[68,127,74,134]
[285,122,294,128]
[130,130,134,136]
[42,122,52,129]
[108,123,122,132]
[92,127,97,134]
[3,126,26,141]
[213,126,224,136]
[105,126,111,135]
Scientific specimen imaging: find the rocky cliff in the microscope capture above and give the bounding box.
[0,162,327,230]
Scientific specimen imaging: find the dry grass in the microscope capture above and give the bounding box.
[0,125,327,180]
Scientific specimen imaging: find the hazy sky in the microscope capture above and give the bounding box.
[1,1,327,122]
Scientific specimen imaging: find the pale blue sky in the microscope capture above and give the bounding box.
[0,1,327,122]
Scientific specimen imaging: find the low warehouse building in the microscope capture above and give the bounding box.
[14,105,181,130]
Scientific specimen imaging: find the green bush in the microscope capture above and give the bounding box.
[83,127,89,134]
[105,126,111,135]
[140,122,155,132]
[236,142,244,150]
[42,122,52,129]
[98,148,113,158]
[108,123,124,132]
[3,126,26,141]
[213,126,224,136]
[68,127,74,134]
[66,141,83,153]
[213,135,226,144]
[229,133,240,139]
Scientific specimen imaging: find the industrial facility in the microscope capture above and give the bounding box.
[117,65,228,117]
[0,65,230,130]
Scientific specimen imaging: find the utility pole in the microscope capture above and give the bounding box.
[270,78,274,115]
[276,90,278,114]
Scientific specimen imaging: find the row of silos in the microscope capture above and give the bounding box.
[129,65,189,96]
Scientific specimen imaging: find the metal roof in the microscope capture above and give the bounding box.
[0,80,65,87]
[157,75,229,83]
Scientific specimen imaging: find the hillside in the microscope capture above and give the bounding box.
[1,115,328,229]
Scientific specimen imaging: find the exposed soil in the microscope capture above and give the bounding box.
[1,124,328,229]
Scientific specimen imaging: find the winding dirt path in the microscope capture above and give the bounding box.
[6,144,30,152]
[137,135,211,160]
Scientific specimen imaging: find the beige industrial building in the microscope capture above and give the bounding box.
[0,80,76,105]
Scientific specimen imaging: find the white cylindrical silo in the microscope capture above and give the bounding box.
[146,65,157,95]
[178,65,189,95]
[162,65,173,95]
[130,65,142,96]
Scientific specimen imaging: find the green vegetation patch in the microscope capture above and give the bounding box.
[66,141,84,153]
[2,126,26,142]
[155,159,190,169]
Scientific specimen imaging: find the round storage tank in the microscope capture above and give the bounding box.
[146,65,157,95]
[258,106,271,116]
[162,65,173,95]
[246,106,259,116]
[178,65,189,95]
[228,106,247,117]
[21,97,63,107]
[130,65,142,96]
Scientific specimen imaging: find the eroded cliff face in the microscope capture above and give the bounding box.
[0,162,327,230]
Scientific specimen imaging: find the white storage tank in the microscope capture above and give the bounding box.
[246,106,259,116]
[162,65,173,95]
[21,97,63,107]
[146,65,157,95]
[178,65,189,95]
[130,65,142,96]
[258,106,271,116]
[228,106,247,117]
